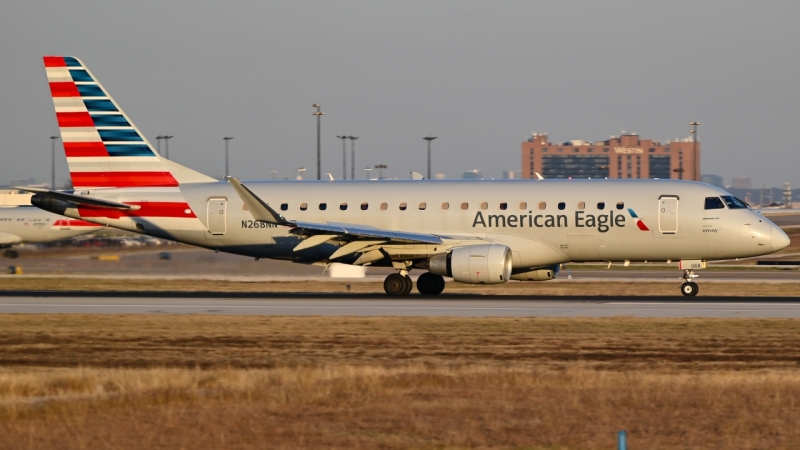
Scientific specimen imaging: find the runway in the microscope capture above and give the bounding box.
[2,292,800,317]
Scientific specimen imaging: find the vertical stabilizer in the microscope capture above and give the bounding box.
[43,56,215,189]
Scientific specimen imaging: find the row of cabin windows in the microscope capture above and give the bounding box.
[276,201,627,212]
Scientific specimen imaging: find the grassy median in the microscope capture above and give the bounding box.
[1,315,800,449]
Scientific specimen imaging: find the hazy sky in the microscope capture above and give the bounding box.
[1,1,798,188]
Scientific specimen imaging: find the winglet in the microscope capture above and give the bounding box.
[226,177,291,226]
[534,172,544,180]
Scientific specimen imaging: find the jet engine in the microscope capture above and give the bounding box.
[428,244,512,284]
[510,264,560,281]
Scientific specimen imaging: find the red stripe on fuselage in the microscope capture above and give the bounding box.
[64,142,108,157]
[70,172,179,188]
[53,219,102,227]
[636,220,650,231]
[49,82,80,97]
[78,202,195,219]
[57,112,94,127]
[43,56,66,67]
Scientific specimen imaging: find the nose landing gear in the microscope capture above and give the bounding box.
[680,269,699,297]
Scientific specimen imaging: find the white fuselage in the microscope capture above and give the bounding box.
[45,179,789,270]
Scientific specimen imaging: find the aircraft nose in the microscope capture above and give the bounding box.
[772,226,790,251]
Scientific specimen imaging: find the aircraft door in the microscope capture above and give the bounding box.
[207,199,227,235]
[658,196,679,234]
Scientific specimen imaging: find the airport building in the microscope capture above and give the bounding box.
[521,133,700,181]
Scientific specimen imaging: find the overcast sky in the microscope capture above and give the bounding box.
[1,1,798,188]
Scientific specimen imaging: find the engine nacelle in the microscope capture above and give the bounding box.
[428,244,512,284]
[510,264,560,281]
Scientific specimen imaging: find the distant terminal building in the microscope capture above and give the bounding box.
[701,174,724,188]
[521,132,700,180]
[732,177,752,189]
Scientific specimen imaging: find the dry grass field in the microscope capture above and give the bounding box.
[1,276,799,296]
[1,315,800,449]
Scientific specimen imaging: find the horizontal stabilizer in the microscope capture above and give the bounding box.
[15,187,137,210]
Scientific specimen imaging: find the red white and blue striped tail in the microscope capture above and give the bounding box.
[43,56,214,190]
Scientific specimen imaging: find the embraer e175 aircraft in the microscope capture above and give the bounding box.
[26,56,790,296]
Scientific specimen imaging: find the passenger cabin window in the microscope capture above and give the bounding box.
[538,202,546,210]
[300,203,308,211]
[461,202,469,210]
[441,202,449,210]
[419,202,427,210]
[380,202,388,210]
[577,202,585,210]
[319,203,327,211]
[499,202,508,210]
[361,202,368,210]
[722,195,749,209]
[280,203,288,211]
[340,203,347,211]
[704,197,725,210]
[558,202,566,210]
[399,202,407,211]
[616,202,624,210]
[480,202,488,210]
[519,202,527,210]
[597,202,605,210]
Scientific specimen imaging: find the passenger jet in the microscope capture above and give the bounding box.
[24,56,791,296]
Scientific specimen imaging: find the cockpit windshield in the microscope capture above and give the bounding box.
[721,195,749,209]
[704,197,725,209]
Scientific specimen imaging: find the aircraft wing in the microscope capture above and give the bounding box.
[15,187,137,210]
[227,177,444,251]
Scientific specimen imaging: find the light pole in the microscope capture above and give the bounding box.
[690,121,699,181]
[50,136,59,189]
[364,166,372,180]
[336,135,348,179]
[423,136,437,180]
[163,135,173,160]
[348,136,359,181]
[223,136,233,178]
[312,104,324,180]
[156,135,164,155]
[374,164,387,180]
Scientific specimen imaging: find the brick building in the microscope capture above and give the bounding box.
[522,133,700,181]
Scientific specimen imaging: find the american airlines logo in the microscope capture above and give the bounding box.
[471,207,651,233]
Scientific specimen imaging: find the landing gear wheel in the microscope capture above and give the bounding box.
[401,274,413,296]
[3,250,19,259]
[681,282,699,297]
[384,273,412,296]
[417,272,445,296]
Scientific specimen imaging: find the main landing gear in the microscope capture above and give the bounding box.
[680,269,699,297]
[383,272,446,296]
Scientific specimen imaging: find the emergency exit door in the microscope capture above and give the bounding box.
[658,196,678,234]
[207,199,227,235]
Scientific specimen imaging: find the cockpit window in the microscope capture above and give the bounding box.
[721,195,749,209]
[704,197,725,210]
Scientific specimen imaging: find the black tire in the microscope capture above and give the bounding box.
[384,273,409,296]
[417,272,445,296]
[680,282,699,297]
[3,250,19,259]
[401,275,413,296]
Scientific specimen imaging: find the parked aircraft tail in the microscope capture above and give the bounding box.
[43,56,215,190]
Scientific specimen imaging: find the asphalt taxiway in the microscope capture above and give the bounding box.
[2,292,800,318]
